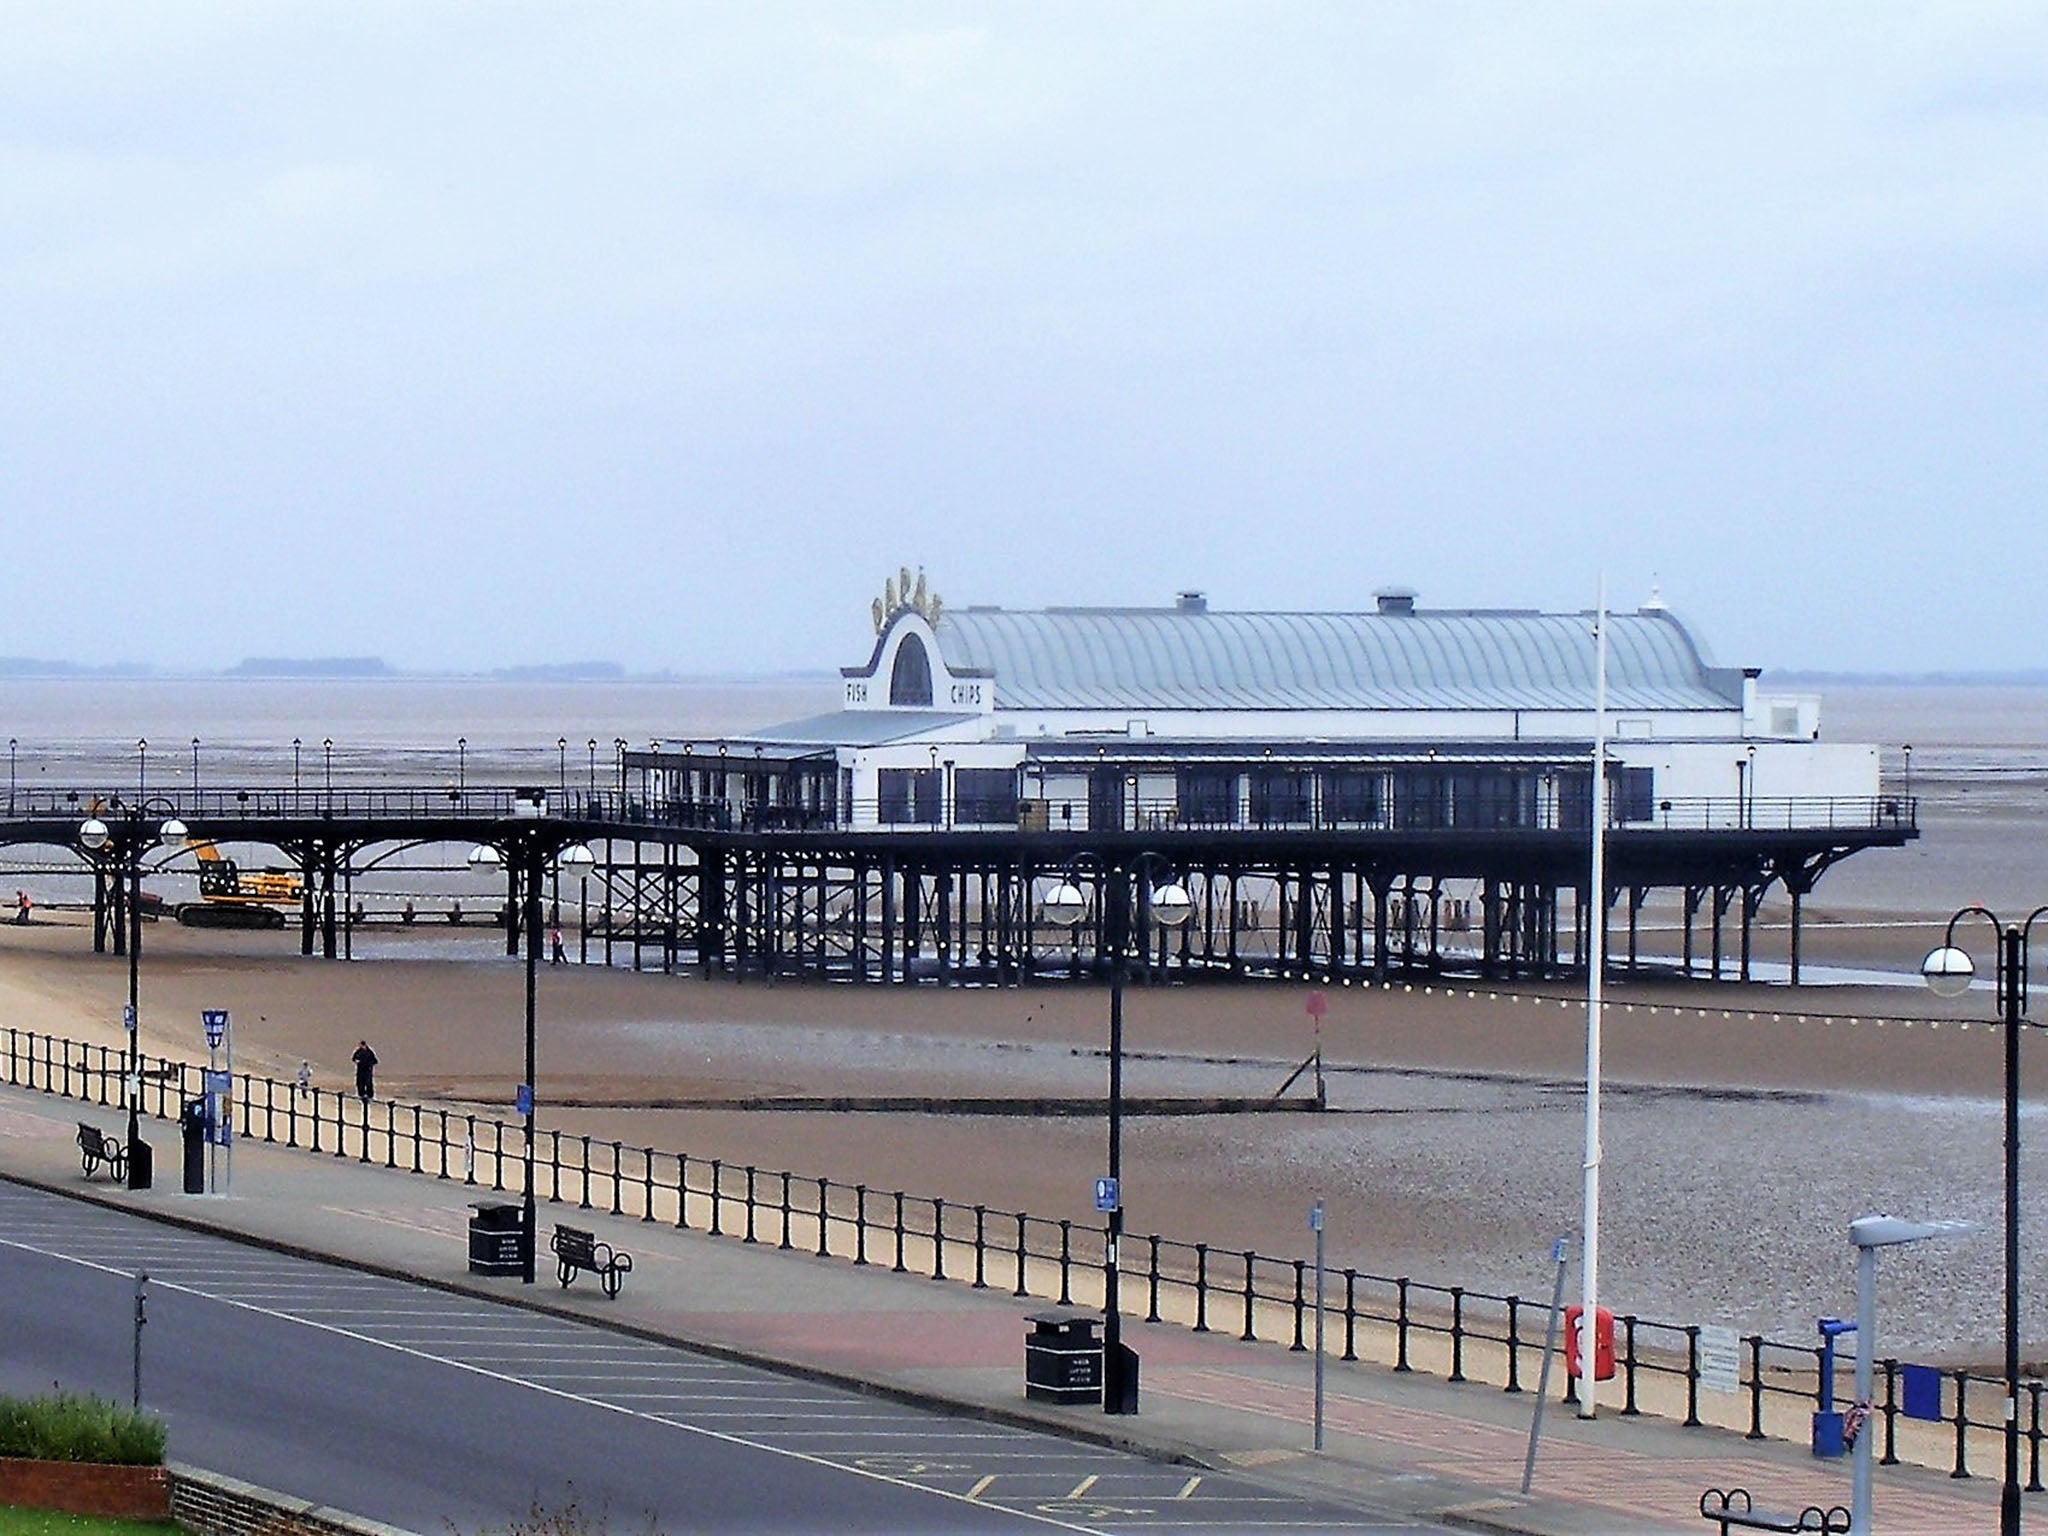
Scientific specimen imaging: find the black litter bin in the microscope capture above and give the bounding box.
[1024,1310,1103,1404]
[468,1199,529,1276]
[127,1136,153,1191]
[179,1098,208,1194]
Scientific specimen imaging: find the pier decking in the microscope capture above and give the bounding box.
[0,780,1916,986]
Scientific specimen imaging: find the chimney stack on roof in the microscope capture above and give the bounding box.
[1375,588,1417,616]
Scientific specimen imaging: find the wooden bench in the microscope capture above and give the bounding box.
[76,1123,128,1183]
[1700,1488,1850,1533]
[550,1224,632,1299]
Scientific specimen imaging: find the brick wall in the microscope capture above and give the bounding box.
[0,1459,170,1520]
[168,1464,421,1536]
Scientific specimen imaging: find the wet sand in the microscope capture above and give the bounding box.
[3,902,2038,1369]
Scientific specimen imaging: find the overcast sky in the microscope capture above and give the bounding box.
[4,4,2042,676]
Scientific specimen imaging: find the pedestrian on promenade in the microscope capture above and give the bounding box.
[549,925,565,966]
[352,1040,378,1101]
[296,1059,311,1095]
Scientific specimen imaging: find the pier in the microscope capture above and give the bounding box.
[0,776,1916,987]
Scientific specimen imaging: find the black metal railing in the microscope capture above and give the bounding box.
[8,1022,2022,1484]
[0,787,1916,841]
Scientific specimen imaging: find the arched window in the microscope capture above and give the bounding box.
[889,634,934,706]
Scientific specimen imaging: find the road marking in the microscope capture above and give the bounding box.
[968,1475,996,1499]
[1068,1475,1100,1499]
[1176,1477,1203,1499]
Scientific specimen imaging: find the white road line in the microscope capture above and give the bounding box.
[1176,1477,1203,1499]
[1066,1475,1099,1500]
[507,1376,741,1392]
[0,1230,1103,1534]
[967,1475,996,1499]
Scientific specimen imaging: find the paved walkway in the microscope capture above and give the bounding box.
[1,1083,2001,1534]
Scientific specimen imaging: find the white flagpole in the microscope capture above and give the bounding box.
[1579,577,1609,1419]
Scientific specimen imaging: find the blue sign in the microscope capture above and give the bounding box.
[515,1083,533,1116]
[122,1004,136,1034]
[1902,1363,1943,1422]
[1093,1176,1119,1213]
[1309,1201,1324,1233]
[202,1009,229,1048]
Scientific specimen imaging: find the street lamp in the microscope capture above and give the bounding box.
[79,808,186,1189]
[1847,1214,1977,1536]
[6,738,14,812]
[1922,908,2048,1536]
[458,737,467,794]
[292,738,301,791]
[136,738,147,799]
[587,738,598,802]
[322,738,334,798]
[557,737,567,796]
[1041,857,1194,1415]
[469,838,547,1283]
[191,737,200,797]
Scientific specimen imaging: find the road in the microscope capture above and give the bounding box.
[0,1181,1435,1533]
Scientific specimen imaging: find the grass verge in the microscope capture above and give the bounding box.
[0,1395,165,1467]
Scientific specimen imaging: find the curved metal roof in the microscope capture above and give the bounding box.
[931,606,1741,713]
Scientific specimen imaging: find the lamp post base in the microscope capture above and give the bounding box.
[125,1137,153,1191]
[1103,1341,1140,1415]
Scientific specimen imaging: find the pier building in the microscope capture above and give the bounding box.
[606,582,1907,984]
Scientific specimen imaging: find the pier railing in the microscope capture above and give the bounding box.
[8,1024,2024,1488]
[0,786,1916,840]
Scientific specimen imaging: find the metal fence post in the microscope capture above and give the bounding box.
[1448,1287,1466,1383]
[1685,1326,1703,1428]
[1747,1336,1766,1439]
[1395,1277,1412,1372]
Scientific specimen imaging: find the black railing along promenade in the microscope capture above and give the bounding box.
[0,785,1916,840]
[8,1022,2024,1485]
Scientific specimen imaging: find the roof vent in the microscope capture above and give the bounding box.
[1176,591,1208,613]
[1375,588,1417,616]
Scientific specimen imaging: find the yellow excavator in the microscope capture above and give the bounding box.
[176,842,301,929]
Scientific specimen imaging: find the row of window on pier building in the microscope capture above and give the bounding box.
[634,756,1652,834]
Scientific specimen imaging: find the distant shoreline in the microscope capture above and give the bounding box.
[0,666,839,685]
[4,665,2043,688]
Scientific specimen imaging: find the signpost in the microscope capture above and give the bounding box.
[201,1010,231,1194]
[1522,1234,1573,1493]
[1304,991,1327,1108]
[1698,1324,1741,1396]
[1310,1201,1326,1451]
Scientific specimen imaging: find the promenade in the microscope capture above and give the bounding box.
[0,1081,1998,1535]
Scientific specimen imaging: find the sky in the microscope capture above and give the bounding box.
[3,3,2044,676]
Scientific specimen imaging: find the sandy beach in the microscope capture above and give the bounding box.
[3,887,2039,1372]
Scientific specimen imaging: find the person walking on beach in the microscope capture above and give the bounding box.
[352,1040,378,1101]
[549,924,565,966]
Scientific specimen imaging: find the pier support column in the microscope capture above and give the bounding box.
[320,848,338,960]
[1369,873,1392,985]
